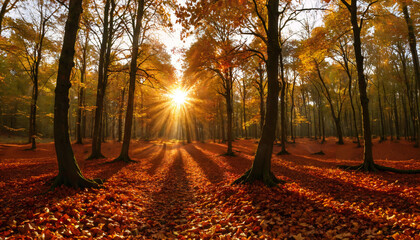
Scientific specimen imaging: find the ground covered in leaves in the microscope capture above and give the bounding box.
[0,138,419,239]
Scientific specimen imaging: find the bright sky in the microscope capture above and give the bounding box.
[155,0,192,80]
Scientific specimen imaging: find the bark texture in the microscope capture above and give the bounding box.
[53,0,101,189]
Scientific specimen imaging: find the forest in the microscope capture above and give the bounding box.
[0,0,419,239]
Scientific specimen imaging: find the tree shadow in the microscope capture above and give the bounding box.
[193,143,252,175]
[0,162,56,182]
[131,144,159,158]
[141,147,194,236]
[195,142,227,155]
[270,161,419,217]
[184,144,224,184]
[147,144,167,175]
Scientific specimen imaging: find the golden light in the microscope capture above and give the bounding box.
[169,88,188,106]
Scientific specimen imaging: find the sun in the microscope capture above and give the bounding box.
[169,88,188,106]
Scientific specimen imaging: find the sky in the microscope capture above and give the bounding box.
[155,0,192,80]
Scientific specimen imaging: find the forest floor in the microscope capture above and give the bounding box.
[0,138,419,239]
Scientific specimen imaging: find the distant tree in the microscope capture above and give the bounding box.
[8,0,60,149]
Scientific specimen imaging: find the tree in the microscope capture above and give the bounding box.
[8,0,60,149]
[88,0,112,159]
[234,0,285,186]
[113,0,145,163]
[399,0,420,147]
[337,0,420,174]
[299,27,347,145]
[75,20,90,144]
[52,0,102,188]
[0,0,18,35]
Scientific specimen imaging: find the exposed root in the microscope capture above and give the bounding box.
[111,155,137,163]
[50,174,103,191]
[374,164,420,174]
[222,152,235,157]
[87,153,106,160]
[232,169,285,187]
[338,163,420,174]
[276,149,290,155]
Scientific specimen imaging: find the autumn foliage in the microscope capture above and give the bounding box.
[0,139,419,239]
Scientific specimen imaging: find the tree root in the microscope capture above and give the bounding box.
[49,174,103,191]
[276,149,289,155]
[222,152,235,157]
[111,155,137,163]
[232,169,286,187]
[87,153,106,160]
[338,163,420,174]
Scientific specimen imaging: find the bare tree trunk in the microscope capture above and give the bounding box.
[118,87,125,142]
[377,82,386,142]
[52,0,101,189]
[76,29,89,144]
[401,2,420,147]
[234,0,284,186]
[89,0,111,159]
[393,93,400,140]
[225,70,234,155]
[339,0,374,170]
[278,47,288,154]
[219,100,226,143]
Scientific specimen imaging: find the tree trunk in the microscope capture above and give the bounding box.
[401,2,420,147]
[234,0,284,186]
[393,93,400,140]
[118,87,125,142]
[377,82,386,142]
[185,112,191,143]
[89,0,113,159]
[277,47,288,154]
[220,100,226,143]
[114,0,144,162]
[0,0,11,36]
[258,67,265,134]
[52,0,101,189]
[402,96,409,139]
[225,70,234,155]
[76,29,89,144]
[28,81,38,149]
[339,0,374,171]
[315,62,344,144]
[242,80,247,139]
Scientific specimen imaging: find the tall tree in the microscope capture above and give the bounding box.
[337,0,420,174]
[400,0,420,147]
[88,0,115,159]
[234,0,285,186]
[52,0,102,188]
[75,22,90,144]
[113,0,145,162]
